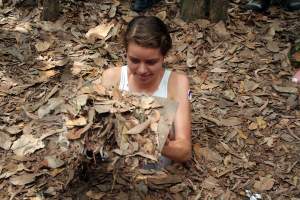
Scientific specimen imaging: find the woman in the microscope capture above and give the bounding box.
[102,16,191,163]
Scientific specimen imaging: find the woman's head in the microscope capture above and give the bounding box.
[124,16,172,56]
[124,16,172,85]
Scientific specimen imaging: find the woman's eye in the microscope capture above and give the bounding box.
[146,60,157,65]
[131,58,140,64]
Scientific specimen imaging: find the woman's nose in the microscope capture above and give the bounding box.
[137,63,148,74]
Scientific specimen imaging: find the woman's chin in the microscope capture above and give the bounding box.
[136,76,153,84]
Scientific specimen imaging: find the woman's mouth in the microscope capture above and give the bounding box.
[137,74,152,81]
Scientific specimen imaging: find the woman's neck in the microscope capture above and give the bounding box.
[128,68,165,95]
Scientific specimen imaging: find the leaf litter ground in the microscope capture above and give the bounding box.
[0,0,300,199]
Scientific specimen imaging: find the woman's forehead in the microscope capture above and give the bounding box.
[127,42,163,58]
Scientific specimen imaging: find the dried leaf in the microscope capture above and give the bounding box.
[248,122,258,130]
[195,147,222,163]
[266,41,279,53]
[65,116,87,128]
[140,96,154,109]
[94,105,112,114]
[256,117,267,129]
[11,134,45,157]
[253,177,275,191]
[86,190,105,200]
[213,21,230,40]
[201,176,219,189]
[220,117,242,126]
[126,119,151,135]
[0,131,12,150]
[223,89,235,101]
[5,125,22,135]
[71,61,91,75]
[42,156,65,169]
[156,11,167,21]
[85,22,114,42]
[9,173,36,186]
[211,67,228,73]
[35,41,51,52]
[272,84,298,94]
[38,97,64,118]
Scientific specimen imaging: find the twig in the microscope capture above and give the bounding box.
[194,187,203,200]
[286,125,300,141]
[9,185,24,200]
[286,161,298,174]
[200,114,222,126]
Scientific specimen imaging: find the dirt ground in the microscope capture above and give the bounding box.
[0,0,300,199]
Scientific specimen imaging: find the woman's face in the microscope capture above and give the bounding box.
[127,42,164,85]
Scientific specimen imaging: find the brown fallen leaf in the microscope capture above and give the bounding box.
[256,116,267,129]
[9,173,36,186]
[220,117,242,126]
[0,131,12,150]
[266,41,279,53]
[5,125,22,135]
[253,176,275,191]
[66,108,95,140]
[272,84,298,94]
[42,156,65,169]
[126,119,151,135]
[35,40,52,52]
[195,147,222,163]
[201,176,219,190]
[213,21,230,40]
[37,97,64,118]
[65,116,87,128]
[86,190,105,200]
[85,22,114,42]
[11,134,45,157]
[248,122,258,130]
[156,11,167,21]
[94,105,112,114]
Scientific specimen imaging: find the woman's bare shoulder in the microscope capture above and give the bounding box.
[102,67,122,88]
[168,70,190,100]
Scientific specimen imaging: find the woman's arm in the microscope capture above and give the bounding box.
[162,73,192,162]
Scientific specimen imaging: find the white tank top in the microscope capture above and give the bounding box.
[119,65,172,98]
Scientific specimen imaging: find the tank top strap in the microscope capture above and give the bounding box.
[119,65,129,91]
[153,69,172,98]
